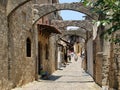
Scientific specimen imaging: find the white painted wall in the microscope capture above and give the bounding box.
[87,38,93,77]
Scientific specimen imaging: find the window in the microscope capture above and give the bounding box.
[26,38,31,57]
[45,44,49,59]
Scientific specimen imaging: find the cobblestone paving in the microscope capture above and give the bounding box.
[12,57,101,90]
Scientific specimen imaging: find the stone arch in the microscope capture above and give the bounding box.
[61,29,86,40]
[51,20,93,31]
[33,2,98,24]
[6,0,32,16]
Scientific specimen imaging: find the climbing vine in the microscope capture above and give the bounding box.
[82,0,120,43]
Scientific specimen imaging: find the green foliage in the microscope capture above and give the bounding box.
[83,0,120,43]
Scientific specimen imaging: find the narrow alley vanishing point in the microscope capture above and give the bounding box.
[0,0,120,90]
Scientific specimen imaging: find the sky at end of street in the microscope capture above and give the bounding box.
[59,0,85,21]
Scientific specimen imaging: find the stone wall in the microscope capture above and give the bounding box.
[109,51,118,89]
[49,35,57,73]
[102,39,111,90]
[93,35,102,86]
[95,54,102,86]
[34,0,60,78]
[8,1,36,88]
[0,4,11,90]
[37,31,57,75]
[38,31,49,73]
[109,31,120,90]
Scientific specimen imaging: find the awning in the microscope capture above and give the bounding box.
[57,43,64,47]
[60,38,72,46]
[38,24,61,34]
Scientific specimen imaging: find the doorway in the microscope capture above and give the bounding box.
[38,42,42,75]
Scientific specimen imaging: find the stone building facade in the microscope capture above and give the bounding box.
[109,31,120,90]
[0,0,120,90]
[74,42,82,55]
[0,0,61,89]
[92,18,120,90]
[34,0,62,79]
[93,34,102,86]
[0,2,10,90]
[37,24,60,76]
[0,1,36,89]
[7,1,36,89]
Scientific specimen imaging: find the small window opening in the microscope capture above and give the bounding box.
[26,38,31,57]
[45,44,49,60]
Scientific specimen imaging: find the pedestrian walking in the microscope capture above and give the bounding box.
[74,54,78,61]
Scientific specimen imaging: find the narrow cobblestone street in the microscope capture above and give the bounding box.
[12,57,101,90]
[0,0,120,89]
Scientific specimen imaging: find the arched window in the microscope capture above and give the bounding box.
[26,38,31,57]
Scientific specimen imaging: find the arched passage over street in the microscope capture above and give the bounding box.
[33,2,98,24]
[51,20,93,31]
[5,0,31,16]
[61,29,86,40]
